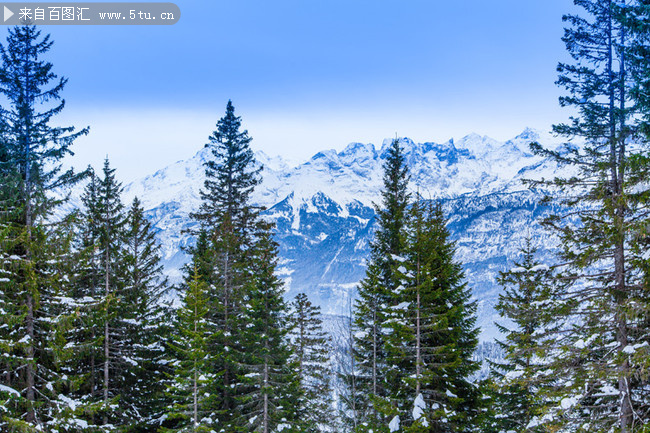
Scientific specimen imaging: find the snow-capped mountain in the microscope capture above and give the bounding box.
[121,128,563,340]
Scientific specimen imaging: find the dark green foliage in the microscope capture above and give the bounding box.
[191,99,261,235]
[0,25,88,224]
[163,267,216,433]
[352,138,410,429]
[236,227,301,432]
[58,161,169,432]
[525,1,650,431]
[388,201,480,433]
[0,25,86,431]
[486,239,559,433]
[120,197,171,432]
[175,101,300,433]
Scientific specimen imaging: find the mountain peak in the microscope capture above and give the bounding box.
[514,127,541,142]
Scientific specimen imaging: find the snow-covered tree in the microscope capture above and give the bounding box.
[353,138,410,429]
[527,1,650,430]
[236,226,301,433]
[163,266,217,433]
[0,25,87,431]
[288,293,335,432]
[486,238,560,433]
[386,200,480,432]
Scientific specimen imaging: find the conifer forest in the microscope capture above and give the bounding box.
[3,1,650,432]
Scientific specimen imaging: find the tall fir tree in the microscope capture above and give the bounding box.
[353,138,410,430]
[288,293,335,433]
[386,200,480,433]
[120,197,171,432]
[485,238,560,433]
[59,161,169,432]
[0,25,87,431]
[187,100,260,428]
[182,100,300,431]
[236,226,301,433]
[163,266,217,433]
[527,1,650,430]
[95,158,127,427]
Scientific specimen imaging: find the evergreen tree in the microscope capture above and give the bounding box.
[191,99,261,236]
[288,293,335,432]
[386,201,480,433]
[0,25,87,430]
[184,100,300,430]
[527,1,650,430]
[163,266,217,433]
[188,101,262,427]
[236,227,301,433]
[59,170,106,430]
[486,239,559,433]
[94,159,127,427]
[353,138,410,429]
[0,25,88,228]
[60,161,170,432]
[120,197,170,432]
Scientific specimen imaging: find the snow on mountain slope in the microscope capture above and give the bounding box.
[121,128,564,340]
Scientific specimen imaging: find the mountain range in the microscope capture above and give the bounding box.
[116,127,565,340]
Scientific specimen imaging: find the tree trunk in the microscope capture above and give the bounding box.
[416,248,421,396]
[104,244,110,425]
[372,306,377,398]
[263,341,269,433]
[25,293,35,423]
[22,32,35,425]
[194,287,199,432]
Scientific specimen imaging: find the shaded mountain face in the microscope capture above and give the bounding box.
[121,128,563,340]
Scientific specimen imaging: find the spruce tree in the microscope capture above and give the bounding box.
[95,159,127,427]
[163,266,217,433]
[236,227,301,433]
[486,239,559,433]
[60,161,170,432]
[184,100,300,430]
[353,138,410,429]
[0,25,87,430]
[191,99,261,235]
[59,170,106,429]
[188,101,261,427]
[288,293,335,432]
[387,201,480,433]
[120,197,170,432]
[527,1,650,430]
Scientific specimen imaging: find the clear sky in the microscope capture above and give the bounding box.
[13,0,576,181]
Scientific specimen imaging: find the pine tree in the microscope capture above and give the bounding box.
[353,138,410,429]
[163,266,217,433]
[288,293,335,432]
[60,161,171,432]
[120,197,171,432]
[526,1,650,430]
[58,170,106,430]
[236,227,301,433]
[0,25,87,430]
[184,100,300,430]
[386,201,480,433]
[486,238,559,433]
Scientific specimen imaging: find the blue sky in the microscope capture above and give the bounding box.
[18,0,574,180]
